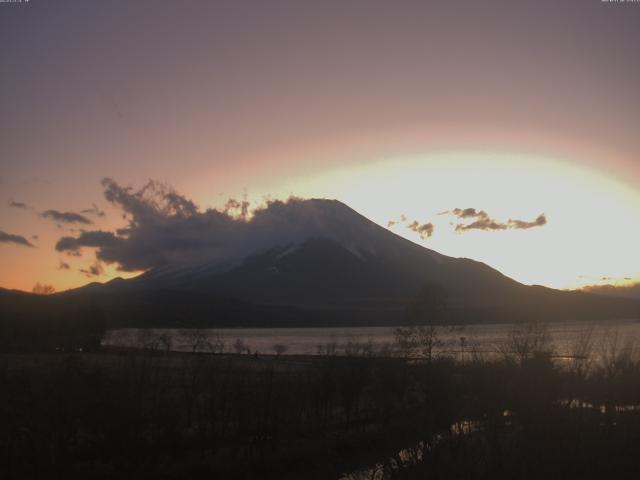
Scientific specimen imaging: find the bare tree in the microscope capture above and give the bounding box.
[316,341,337,356]
[32,282,55,295]
[393,326,417,358]
[499,321,554,365]
[394,283,447,361]
[136,329,161,351]
[597,329,636,379]
[185,329,211,354]
[158,332,173,353]
[209,332,225,354]
[568,323,596,378]
[415,324,442,364]
[233,338,247,355]
[272,343,288,357]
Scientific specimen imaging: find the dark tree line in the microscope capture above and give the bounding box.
[0,296,106,353]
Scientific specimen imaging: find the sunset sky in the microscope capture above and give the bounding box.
[1,0,640,293]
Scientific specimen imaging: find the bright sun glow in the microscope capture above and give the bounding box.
[248,152,640,290]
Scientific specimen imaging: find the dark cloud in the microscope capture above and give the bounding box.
[0,230,34,247]
[56,179,389,272]
[81,204,106,217]
[8,200,28,209]
[506,214,547,230]
[52,179,260,271]
[386,214,407,228]
[455,217,507,232]
[56,230,121,253]
[387,214,435,238]
[102,178,198,222]
[223,197,250,220]
[80,261,104,277]
[74,178,228,270]
[452,208,488,219]
[58,260,71,270]
[452,207,547,233]
[42,210,92,225]
[407,220,434,239]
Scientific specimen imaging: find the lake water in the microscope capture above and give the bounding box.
[103,318,640,358]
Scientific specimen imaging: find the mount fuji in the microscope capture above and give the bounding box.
[3,199,638,328]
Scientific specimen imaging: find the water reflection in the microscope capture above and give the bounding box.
[103,319,640,360]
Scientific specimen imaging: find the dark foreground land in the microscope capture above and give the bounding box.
[3,329,640,480]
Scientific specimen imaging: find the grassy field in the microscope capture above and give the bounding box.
[3,324,640,479]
